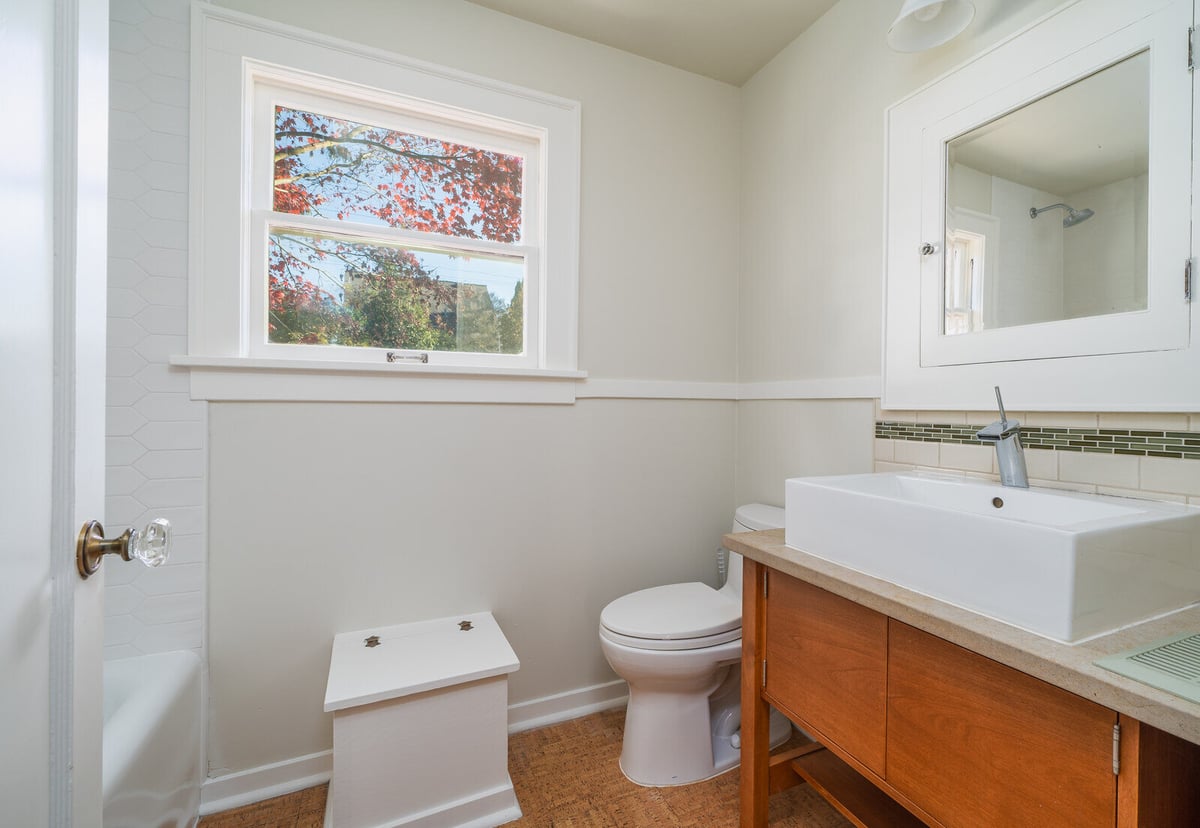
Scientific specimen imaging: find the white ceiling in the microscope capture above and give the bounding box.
[464,0,840,86]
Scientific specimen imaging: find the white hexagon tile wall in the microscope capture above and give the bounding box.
[105,0,205,660]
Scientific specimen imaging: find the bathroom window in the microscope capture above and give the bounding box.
[254,86,539,367]
[186,8,582,401]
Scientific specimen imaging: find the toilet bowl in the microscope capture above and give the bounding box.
[598,504,793,787]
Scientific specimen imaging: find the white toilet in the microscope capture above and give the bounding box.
[598,504,793,787]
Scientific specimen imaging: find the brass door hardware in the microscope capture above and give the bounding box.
[77,517,172,579]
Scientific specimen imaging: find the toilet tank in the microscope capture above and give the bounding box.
[722,503,784,603]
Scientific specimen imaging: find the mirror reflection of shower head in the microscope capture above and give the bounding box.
[1030,202,1095,228]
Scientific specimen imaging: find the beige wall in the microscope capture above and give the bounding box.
[731,0,1073,502]
[202,0,743,776]
[734,400,875,507]
[207,399,734,774]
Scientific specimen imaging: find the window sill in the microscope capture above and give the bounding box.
[170,355,587,403]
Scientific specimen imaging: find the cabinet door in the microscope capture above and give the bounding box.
[764,573,888,776]
[887,621,1117,827]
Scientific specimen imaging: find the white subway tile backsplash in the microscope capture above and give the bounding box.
[936,441,993,474]
[918,410,967,425]
[874,460,916,473]
[874,438,894,462]
[133,449,204,479]
[1057,450,1140,489]
[1140,456,1200,497]
[1022,447,1057,481]
[894,439,939,467]
[1096,486,1188,504]
[1021,412,1100,428]
[1098,412,1191,432]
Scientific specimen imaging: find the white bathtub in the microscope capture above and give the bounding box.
[103,651,203,828]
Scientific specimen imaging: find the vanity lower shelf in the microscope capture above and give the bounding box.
[787,744,923,828]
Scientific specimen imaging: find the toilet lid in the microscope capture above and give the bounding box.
[600,582,741,641]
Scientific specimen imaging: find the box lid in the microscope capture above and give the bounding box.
[324,611,519,712]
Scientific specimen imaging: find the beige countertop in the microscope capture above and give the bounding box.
[725,528,1200,747]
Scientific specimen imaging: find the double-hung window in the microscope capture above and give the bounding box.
[186,6,581,401]
[252,76,540,367]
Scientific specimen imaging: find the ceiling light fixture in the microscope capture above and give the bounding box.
[887,0,976,53]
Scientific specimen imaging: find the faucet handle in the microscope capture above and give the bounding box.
[994,385,1009,423]
[976,419,1020,440]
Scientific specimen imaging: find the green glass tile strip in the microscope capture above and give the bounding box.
[875,421,1200,460]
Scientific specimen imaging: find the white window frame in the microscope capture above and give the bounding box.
[181,3,583,402]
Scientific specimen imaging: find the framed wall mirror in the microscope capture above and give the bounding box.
[943,51,1149,337]
[884,0,1197,410]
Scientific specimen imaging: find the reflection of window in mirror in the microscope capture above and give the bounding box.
[944,50,1149,337]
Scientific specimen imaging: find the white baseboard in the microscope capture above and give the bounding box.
[507,679,628,733]
[200,680,629,815]
[200,749,333,815]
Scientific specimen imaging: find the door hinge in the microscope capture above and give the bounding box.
[762,659,767,687]
[1112,723,1121,775]
[1190,27,1196,71]
[1187,258,1194,302]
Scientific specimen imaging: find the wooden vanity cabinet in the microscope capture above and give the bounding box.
[763,571,888,777]
[887,619,1116,827]
[742,562,1200,828]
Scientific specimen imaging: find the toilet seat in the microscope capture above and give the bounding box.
[600,583,741,651]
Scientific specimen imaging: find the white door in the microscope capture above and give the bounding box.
[1,0,109,825]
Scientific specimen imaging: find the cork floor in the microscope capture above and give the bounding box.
[199,708,850,827]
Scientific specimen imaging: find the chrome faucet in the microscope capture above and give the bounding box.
[976,386,1029,488]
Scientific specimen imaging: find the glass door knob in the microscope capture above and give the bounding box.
[77,517,172,579]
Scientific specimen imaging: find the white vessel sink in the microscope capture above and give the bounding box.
[784,472,1200,643]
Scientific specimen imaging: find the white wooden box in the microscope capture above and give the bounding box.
[323,612,521,828]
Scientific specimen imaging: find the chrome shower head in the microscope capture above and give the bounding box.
[1063,207,1094,228]
[1030,202,1095,228]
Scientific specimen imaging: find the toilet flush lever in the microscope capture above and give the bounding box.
[76,518,172,579]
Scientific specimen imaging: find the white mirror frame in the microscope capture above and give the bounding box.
[884,0,1196,411]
